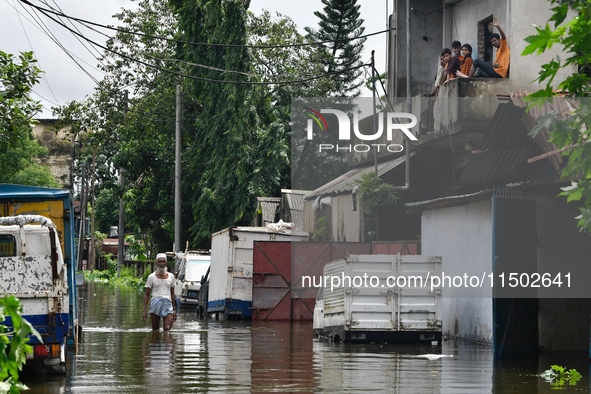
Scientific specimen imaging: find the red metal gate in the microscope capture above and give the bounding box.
[252,242,371,321]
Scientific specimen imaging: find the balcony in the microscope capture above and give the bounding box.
[411,78,514,148]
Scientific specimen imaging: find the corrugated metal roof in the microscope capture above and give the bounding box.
[458,97,563,186]
[477,102,531,150]
[305,153,412,199]
[510,93,577,171]
[283,191,305,212]
[282,191,306,231]
[459,146,531,185]
[255,197,280,225]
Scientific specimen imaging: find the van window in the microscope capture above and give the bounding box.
[185,259,211,282]
[0,235,16,257]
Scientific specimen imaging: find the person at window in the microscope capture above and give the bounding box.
[430,54,447,95]
[458,43,473,76]
[457,19,509,78]
[143,253,177,330]
[442,42,462,84]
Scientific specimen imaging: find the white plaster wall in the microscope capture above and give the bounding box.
[508,0,576,91]
[447,0,575,91]
[421,199,494,343]
[330,194,361,242]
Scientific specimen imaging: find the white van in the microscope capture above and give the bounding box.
[175,252,211,307]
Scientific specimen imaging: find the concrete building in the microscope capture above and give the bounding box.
[32,119,74,189]
[303,0,589,356]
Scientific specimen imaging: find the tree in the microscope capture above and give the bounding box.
[304,0,367,97]
[171,0,289,244]
[523,0,591,232]
[0,51,58,187]
[0,296,41,393]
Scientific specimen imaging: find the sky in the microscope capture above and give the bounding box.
[1,0,390,118]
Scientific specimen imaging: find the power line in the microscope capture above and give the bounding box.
[10,0,59,105]
[8,0,102,85]
[42,0,107,69]
[17,0,390,50]
[27,1,371,86]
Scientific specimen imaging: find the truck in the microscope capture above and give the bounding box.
[207,226,308,318]
[0,184,78,371]
[174,251,211,307]
[313,254,442,344]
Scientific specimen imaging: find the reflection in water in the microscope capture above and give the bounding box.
[20,283,591,393]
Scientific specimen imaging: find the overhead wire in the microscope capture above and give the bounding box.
[10,0,60,106]
[18,0,390,50]
[9,0,101,85]
[42,0,108,69]
[25,0,371,86]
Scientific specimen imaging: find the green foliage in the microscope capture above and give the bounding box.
[0,296,42,393]
[93,189,120,234]
[304,0,367,97]
[540,364,582,386]
[9,163,61,188]
[353,172,398,241]
[56,0,298,250]
[0,50,57,187]
[83,255,146,288]
[125,234,148,260]
[171,0,290,244]
[312,216,328,241]
[353,172,399,216]
[522,0,591,233]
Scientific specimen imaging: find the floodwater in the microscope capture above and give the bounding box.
[23,282,590,393]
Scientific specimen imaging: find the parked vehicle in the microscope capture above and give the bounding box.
[0,215,71,371]
[0,184,78,372]
[207,226,308,318]
[196,267,209,317]
[313,254,442,344]
[174,252,211,307]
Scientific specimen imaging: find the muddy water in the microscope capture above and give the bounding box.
[22,283,590,393]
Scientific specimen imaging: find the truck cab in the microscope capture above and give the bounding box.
[0,215,70,371]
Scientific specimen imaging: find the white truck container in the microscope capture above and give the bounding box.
[0,215,70,370]
[313,254,442,343]
[207,226,308,318]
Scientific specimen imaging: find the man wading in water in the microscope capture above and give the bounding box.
[143,253,177,330]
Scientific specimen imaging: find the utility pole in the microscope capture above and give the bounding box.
[77,163,87,271]
[174,85,182,254]
[88,149,97,271]
[371,50,378,175]
[117,90,128,277]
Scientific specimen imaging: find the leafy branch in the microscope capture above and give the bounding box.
[353,172,399,216]
[0,295,42,393]
[540,364,582,386]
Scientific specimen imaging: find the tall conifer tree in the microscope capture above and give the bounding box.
[305,0,367,97]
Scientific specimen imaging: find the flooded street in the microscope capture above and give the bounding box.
[23,283,590,393]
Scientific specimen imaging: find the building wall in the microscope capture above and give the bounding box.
[389,0,576,98]
[303,195,362,242]
[330,194,361,242]
[508,0,575,91]
[443,0,574,91]
[536,194,591,352]
[389,0,444,98]
[421,200,493,344]
[32,120,73,189]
